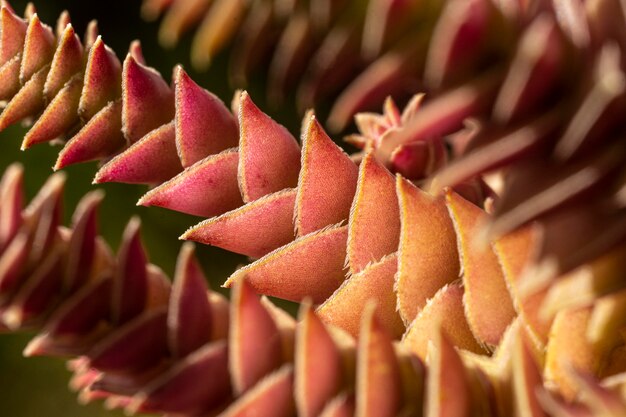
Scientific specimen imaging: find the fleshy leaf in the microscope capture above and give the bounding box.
[64,190,103,292]
[112,217,148,325]
[296,114,358,236]
[0,64,48,130]
[544,307,599,401]
[424,0,493,89]
[88,307,168,373]
[174,65,238,167]
[189,0,246,70]
[220,365,295,417]
[182,188,296,258]
[447,190,516,347]
[55,100,126,170]
[43,23,83,100]
[424,328,472,417]
[396,177,459,324]
[0,7,26,65]
[355,304,402,417]
[20,14,55,83]
[511,327,546,417]
[168,243,213,358]
[267,13,313,106]
[128,341,231,415]
[224,224,348,303]
[0,53,21,100]
[79,37,121,119]
[229,279,283,395]
[94,122,182,185]
[22,73,82,149]
[0,163,23,251]
[319,393,355,417]
[295,303,344,417]
[121,53,174,143]
[402,283,485,360]
[237,91,301,202]
[2,246,64,329]
[347,152,400,273]
[157,0,211,48]
[24,277,112,357]
[494,226,550,347]
[139,148,242,216]
[317,253,403,338]
[493,15,565,124]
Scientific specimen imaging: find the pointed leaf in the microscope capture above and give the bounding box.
[545,307,598,401]
[20,14,55,83]
[319,393,355,417]
[26,277,111,355]
[56,100,126,169]
[168,243,213,358]
[0,231,29,298]
[494,226,550,347]
[88,308,168,373]
[2,246,64,329]
[295,304,343,417]
[79,37,121,119]
[94,122,182,185]
[112,218,148,324]
[238,91,301,202]
[0,7,26,65]
[157,0,211,48]
[0,163,24,251]
[22,73,81,149]
[356,304,402,417]
[189,0,246,69]
[424,328,471,417]
[139,148,242,217]
[64,190,103,292]
[44,23,83,100]
[447,190,516,347]
[396,177,459,324]
[220,365,295,417]
[402,284,484,360]
[318,254,403,338]
[296,115,358,236]
[174,65,238,167]
[511,328,547,417]
[0,53,21,100]
[122,53,174,143]
[347,153,400,273]
[229,279,283,395]
[129,341,230,415]
[183,189,295,258]
[0,63,48,131]
[267,13,313,106]
[225,224,348,303]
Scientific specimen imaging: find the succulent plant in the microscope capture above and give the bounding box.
[1,162,624,417]
[140,0,419,112]
[1,0,626,416]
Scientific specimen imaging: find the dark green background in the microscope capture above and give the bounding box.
[0,1,304,415]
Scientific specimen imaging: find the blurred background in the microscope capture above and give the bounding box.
[0,1,302,415]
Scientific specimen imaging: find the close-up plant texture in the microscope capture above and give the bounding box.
[1,0,626,416]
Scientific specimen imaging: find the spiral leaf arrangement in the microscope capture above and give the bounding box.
[1,0,626,415]
[2,162,626,416]
[0,0,623,283]
[141,0,428,113]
